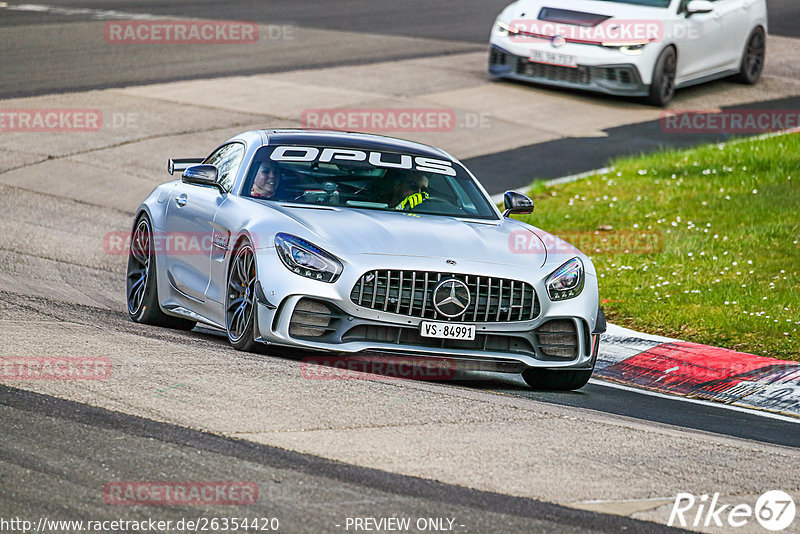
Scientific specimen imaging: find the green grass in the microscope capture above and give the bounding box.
[514,133,800,361]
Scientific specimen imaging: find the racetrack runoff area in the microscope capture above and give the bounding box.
[2,23,800,532]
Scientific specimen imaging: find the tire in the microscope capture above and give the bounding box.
[225,238,261,352]
[646,46,677,107]
[521,368,593,391]
[733,27,765,85]
[126,215,196,330]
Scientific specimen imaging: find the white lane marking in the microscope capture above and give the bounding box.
[580,496,674,505]
[490,167,614,203]
[589,378,800,424]
[0,2,160,20]
[604,322,676,343]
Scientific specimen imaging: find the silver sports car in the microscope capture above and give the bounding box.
[127,129,605,390]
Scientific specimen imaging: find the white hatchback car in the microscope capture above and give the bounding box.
[489,0,767,106]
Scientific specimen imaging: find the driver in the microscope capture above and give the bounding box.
[392,173,429,210]
[250,162,281,199]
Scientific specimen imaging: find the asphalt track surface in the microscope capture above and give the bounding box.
[465,94,800,188]
[0,385,686,534]
[0,0,798,99]
[1,285,798,530]
[0,0,797,40]
[1,0,798,193]
[0,287,797,531]
[2,1,800,532]
[481,379,800,449]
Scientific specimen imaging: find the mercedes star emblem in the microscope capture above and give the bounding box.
[432,279,471,318]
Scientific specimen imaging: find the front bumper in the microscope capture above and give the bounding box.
[488,44,650,97]
[253,248,602,371]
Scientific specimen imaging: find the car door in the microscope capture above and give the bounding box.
[673,0,728,80]
[716,0,757,68]
[163,142,244,306]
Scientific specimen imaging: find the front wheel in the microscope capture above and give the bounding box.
[646,47,677,107]
[126,215,196,330]
[226,239,261,352]
[521,368,593,391]
[733,27,765,85]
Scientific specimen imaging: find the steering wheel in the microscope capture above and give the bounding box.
[417,196,452,210]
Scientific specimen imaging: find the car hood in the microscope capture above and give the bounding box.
[263,203,548,268]
[506,0,665,23]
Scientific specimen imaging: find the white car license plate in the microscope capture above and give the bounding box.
[529,50,577,68]
[420,321,476,341]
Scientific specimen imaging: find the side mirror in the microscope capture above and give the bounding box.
[503,191,534,217]
[168,157,204,175]
[181,165,219,188]
[686,0,713,15]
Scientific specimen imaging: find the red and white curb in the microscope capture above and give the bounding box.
[598,324,800,419]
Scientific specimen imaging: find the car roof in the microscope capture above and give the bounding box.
[259,129,453,160]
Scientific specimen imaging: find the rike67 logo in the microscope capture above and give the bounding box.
[669,490,796,531]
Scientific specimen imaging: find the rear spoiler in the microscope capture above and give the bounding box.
[167,158,204,175]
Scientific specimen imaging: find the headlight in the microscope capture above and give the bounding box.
[619,44,645,55]
[275,233,343,283]
[546,258,584,301]
[494,20,518,38]
[602,42,647,55]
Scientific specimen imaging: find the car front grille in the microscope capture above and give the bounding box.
[516,58,591,85]
[350,270,540,323]
[342,324,537,357]
[596,65,638,86]
[341,320,579,361]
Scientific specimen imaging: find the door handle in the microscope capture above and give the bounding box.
[175,194,187,207]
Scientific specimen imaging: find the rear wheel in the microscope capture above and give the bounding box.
[226,239,261,352]
[646,46,677,107]
[521,368,593,391]
[733,27,765,84]
[126,215,196,330]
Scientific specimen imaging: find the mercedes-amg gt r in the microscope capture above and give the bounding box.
[126,129,605,390]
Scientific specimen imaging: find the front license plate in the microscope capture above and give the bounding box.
[420,321,476,341]
[529,50,578,68]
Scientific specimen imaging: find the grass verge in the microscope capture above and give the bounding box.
[514,132,799,361]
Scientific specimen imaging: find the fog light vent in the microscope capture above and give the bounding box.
[289,299,336,338]
[534,319,579,359]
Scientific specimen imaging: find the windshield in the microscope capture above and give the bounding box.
[242,145,498,220]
